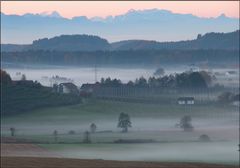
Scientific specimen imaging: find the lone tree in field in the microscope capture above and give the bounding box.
[118,112,132,133]
[21,74,26,81]
[68,130,76,135]
[179,115,194,132]
[90,123,97,133]
[10,127,16,137]
[53,130,58,143]
[83,131,91,143]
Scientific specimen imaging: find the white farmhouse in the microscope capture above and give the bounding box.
[177,97,194,105]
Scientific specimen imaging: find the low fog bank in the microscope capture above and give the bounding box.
[1,63,239,164]
[2,116,238,142]
[40,141,239,165]
[3,64,239,87]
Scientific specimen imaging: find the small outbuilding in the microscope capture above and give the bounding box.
[56,82,79,95]
[80,83,100,97]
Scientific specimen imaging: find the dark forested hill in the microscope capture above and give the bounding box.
[1,30,239,52]
[31,35,111,51]
[1,35,111,52]
[0,70,81,115]
[2,49,238,66]
[111,30,239,50]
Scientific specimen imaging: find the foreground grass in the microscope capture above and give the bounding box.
[2,156,238,168]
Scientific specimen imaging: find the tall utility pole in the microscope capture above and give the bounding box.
[94,63,97,83]
[206,58,210,102]
[94,55,98,83]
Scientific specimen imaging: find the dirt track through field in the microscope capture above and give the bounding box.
[1,143,59,157]
[1,157,239,168]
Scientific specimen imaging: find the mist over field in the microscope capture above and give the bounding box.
[1,87,239,164]
[2,59,239,162]
[2,63,239,87]
[1,51,239,167]
[1,3,239,167]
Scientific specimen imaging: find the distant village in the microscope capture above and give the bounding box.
[11,69,240,107]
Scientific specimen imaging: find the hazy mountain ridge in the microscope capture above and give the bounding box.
[1,30,239,52]
[1,9,238,43]
[112,30,240,50]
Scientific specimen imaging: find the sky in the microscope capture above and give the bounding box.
[1,1,239,19]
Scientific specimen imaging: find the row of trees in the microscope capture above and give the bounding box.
[50,114,130,143]
[9,114,194,143]
[2,49,238,65]
[99,71,213,89]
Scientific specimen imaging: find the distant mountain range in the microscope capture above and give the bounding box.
[1,30,239,52]
[1,9,239,44]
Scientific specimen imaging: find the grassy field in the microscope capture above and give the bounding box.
[2,99,238,136]
[2,99,237,123]
[1,99,239,165]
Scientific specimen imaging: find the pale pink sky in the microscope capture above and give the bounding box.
[1,1,239,19]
